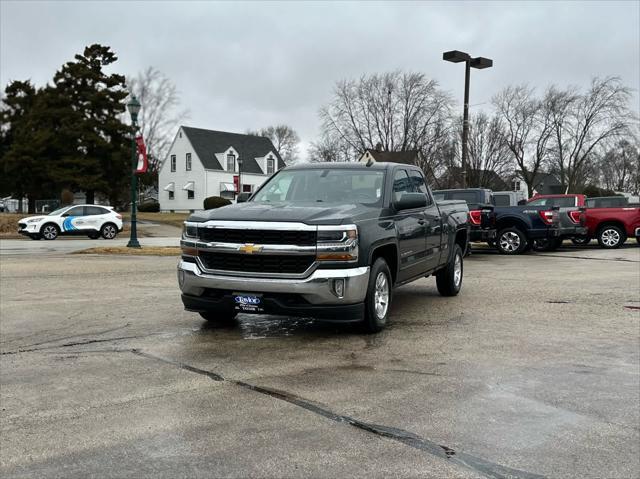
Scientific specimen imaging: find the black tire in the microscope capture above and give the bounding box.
[87,232,100,240]
[29,234,42,240]
[199,310,237,323]
[436,244,463,296]
[40,223,59,240]
[533,237,563,252]
[101,223,118,240]
[362,257,393,333]
[496,227,528,255]
[597,225,626,249]
[571,236,591,245]
[636,237,640,245]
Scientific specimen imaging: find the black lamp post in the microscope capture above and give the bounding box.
[443,50,493,189]
[126,95,141,248]
[238,157,243,199]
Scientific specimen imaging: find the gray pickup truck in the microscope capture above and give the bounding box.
[178,162,469,332]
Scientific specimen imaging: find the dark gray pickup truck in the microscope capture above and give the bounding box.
[178,162,469,332]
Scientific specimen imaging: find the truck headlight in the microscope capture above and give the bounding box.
[316,225,358,262]
[183,223,198,239]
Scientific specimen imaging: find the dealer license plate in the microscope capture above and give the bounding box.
[233,293,264,313]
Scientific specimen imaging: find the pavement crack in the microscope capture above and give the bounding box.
[1,334,147,356]
[538,254,638,263]
[1,323,131,350]
[132,349,546,479]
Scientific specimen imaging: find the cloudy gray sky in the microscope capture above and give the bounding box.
[2,0,639,159]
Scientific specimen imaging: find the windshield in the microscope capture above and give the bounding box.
[252,169,385,205]
[48,206,70,216]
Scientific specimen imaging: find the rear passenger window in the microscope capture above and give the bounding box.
[493,195,511,207]
[85,206,109,215]
[392,170,413,203]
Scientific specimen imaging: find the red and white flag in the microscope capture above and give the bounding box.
[135,135,148,174]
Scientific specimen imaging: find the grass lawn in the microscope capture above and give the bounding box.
[73,246,181,256]
[122,212,189,228]
[0,213,22,236]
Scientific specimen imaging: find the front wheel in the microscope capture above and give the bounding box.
[496,227,528,255]
[29,234,42,240]
[436,244,463,296]
[41,223,59,240]
[101,223,118,240]
[597,225,626,249]
[362,257,393,333]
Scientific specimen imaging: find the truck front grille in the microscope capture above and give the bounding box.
[198,228,317,246]
[199,252,315,274]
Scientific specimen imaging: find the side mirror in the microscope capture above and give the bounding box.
[395,192,427,211]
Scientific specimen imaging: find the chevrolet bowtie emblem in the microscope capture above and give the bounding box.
[238,243,263,254]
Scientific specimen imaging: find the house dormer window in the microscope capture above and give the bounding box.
[186,153,192,171]
[267,157,275,174]
[227,152,236,172]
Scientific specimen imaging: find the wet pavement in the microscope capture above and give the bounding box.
[1,245,639,478]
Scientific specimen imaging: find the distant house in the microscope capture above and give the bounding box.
[358,149,420,165]
[437,167,509,191]
[159,126,285,212]
[510,172,563,198]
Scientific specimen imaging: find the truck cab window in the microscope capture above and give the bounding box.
[392,170,413,203]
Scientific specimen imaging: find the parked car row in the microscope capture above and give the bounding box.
[432,189,639,254]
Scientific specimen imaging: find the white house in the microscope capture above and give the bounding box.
[158,126,285,212]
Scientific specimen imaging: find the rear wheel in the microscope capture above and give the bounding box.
[41,223,59,240]
[496,227,528,255]
[101,223,118,239]
[436,244,463,296]
[362,258,392,333]
[597,225,626,249]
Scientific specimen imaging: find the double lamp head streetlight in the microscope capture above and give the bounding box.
[443,50,493,189]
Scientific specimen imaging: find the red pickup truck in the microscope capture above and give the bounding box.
[528,194,639,248]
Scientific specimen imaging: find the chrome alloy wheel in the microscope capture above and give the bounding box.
[42,225,57,240]
[102,224,117,239]
[499,231,521,252]
[374,272,389,319]
[453,252,462,287]
[601,228,620,247]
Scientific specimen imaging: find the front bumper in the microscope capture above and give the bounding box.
[178,260,370,320]
[18,223,40,236]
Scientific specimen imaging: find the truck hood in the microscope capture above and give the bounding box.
[189,202,380,225]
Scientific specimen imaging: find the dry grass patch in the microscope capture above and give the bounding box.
[122,212,189,228]
[73,246,181,256]
[0,213,22,234]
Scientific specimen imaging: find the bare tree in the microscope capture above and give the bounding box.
[247,125,300,164]
[465,112,513,189]
[492,85,553,197]
[307,132,355,163]
[546,77,633,192]
[597,138,639,193]
[126,67,189,175]
[318,71,452,166]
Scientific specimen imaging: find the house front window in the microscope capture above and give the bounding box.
[227,152,236,172]
[186,153,192,171]
[187,190,194,199]
[267,157,275,174]
[168,191,174,200]
[242,184,253,193]
[170,155,176,172]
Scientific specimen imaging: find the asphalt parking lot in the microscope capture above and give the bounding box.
[1,244,639,478]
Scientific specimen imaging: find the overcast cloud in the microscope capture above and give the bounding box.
[1,0,638,159]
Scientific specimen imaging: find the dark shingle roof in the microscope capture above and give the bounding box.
[366,149,419,165]
[181,126,285,174]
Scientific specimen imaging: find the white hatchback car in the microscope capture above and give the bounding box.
[18,205,123,240]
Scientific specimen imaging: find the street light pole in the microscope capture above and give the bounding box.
[443,50,493,189]
[126,96,141,248]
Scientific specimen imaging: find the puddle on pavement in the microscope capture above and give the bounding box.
[195,314,351,340]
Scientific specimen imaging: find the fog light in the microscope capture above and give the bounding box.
[178,269,185,288]
[333,278,345,298]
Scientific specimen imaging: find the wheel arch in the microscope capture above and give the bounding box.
[369,242,399,285]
